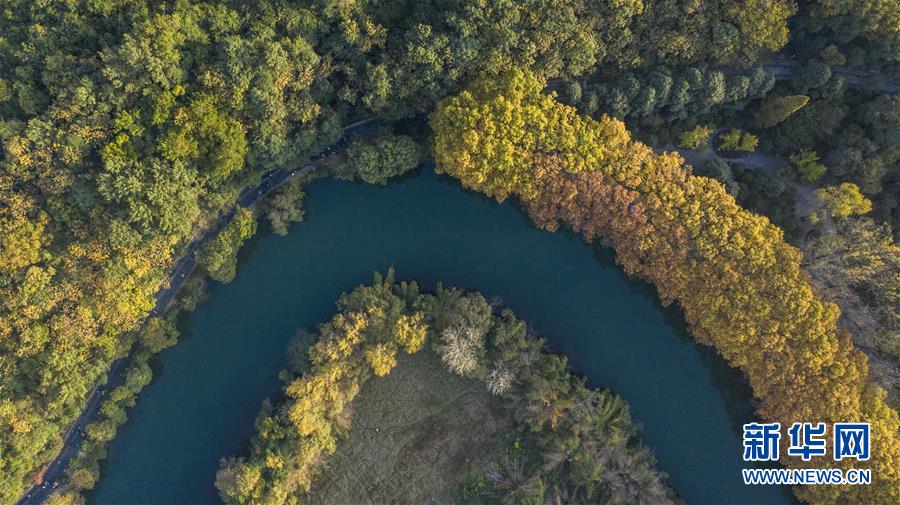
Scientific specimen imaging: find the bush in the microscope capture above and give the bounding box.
[345,134,424,185]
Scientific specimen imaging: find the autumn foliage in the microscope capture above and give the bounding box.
[430,70,900,505]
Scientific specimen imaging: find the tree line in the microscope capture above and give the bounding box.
[215,271,675,505]
[429,70,899,505]
[1,0,896,502]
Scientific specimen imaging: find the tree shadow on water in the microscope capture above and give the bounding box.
[583,237,767,442]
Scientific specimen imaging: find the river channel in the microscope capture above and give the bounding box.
[89,166,794,504]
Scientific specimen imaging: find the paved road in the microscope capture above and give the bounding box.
[654,128,783,173]
[17,57,895,504]
[16,118,375,505]
[549,60,898,95]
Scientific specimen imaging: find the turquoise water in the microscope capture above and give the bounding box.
[88,167,794,504]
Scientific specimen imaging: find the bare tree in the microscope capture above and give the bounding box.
[436,323,484,376]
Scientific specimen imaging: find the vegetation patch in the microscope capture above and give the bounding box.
[305,348,512,504]
[429,70,899,505]
[2,1,897,503]
[216,272,675,505]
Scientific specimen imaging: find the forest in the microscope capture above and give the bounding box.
[0,1,897,504]
[215,272,675,505]
[430,70,899,505]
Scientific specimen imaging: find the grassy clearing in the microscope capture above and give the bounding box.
[306,348,513,505]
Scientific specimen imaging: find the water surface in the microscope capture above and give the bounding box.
[89,167,793,504]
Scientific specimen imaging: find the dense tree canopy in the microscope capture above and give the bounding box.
[1,0,896,502]
[430,71,900,505]
[0,2,335,499]
[634,0,792,66]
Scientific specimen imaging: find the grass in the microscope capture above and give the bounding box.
[306,347,514,505]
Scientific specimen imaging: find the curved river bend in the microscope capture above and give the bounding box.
[89,167,794,504]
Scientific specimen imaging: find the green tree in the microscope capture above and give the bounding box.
[697,159,740,197]
[724,0,791,60]
[264,181,305,236]
[45,491,86,505]
[124,361,153,393]
[215,458,262,505]
[678,125,712,150]
[820,45,846,66]
[85,419,117,443]
[718,129,757,152]
[344,134,424,185]
[789,149,828,182]
[738,132,759,152]
[139,318,179,354]
[791,60,832,93]
[196,208,257,283]
[754,95,810,128]
[161,94,248,180]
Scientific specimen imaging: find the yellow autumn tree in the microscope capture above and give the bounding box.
[430,70,900,505]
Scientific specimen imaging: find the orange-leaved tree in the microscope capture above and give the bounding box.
[430,69,900,505]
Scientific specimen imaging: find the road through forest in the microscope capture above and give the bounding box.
[16,118,375,505]
[18,58,898,504]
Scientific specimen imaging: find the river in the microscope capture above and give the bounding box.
[88,166,795,504]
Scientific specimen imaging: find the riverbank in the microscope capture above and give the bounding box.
[218,277,676,504]
[654,139,898,408]
[85,167,791,504]
[16,119,375,505]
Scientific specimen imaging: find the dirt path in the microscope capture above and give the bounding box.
[658,140,897,406]
[654,136,816,229]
